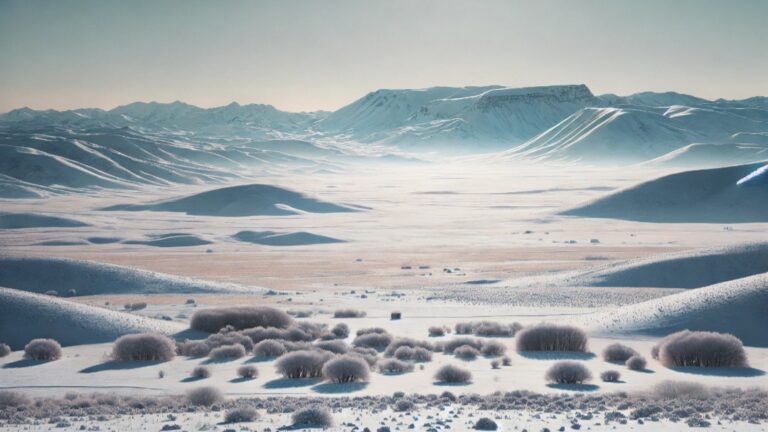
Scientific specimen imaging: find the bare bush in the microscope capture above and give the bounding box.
[655,330,748,368]
[225,406,259,423]
[356,327,387,336]
[394,399,414,412]
[491,360,500,369]
[454,321,518,337]
[428,326,447,337]
[237,365,258,379]
[23,338,62,361]
[384,337,434,356]
[474,417,498,430]
[333,309,366,318]
[209,344,246,360]
[350,347,378,366]
[191,366,211,379]
[190,307,293,333]
[275,350,332,379]
[252,339,287,358]
[186,386,222,406]
[480,340,507,357]
[322,355,370,383]
[204,331,254,352]
[0,343,10,358]
[652,380,710,399]
[242,326,315,344]
[330,323,349,339]
[378,358,414,374]
[515,324,588,352]
[441,337,484,354]
[601,370,621,382]
[626,355,647,371]
[454,345,480,360]
[292,406,333,428]
[545,361,592,384]
[177,340,210,357]
[353,333,393,351]
[434,364,472,383]
[111,333,176,362]
[0,391,30,407]
[602,343,638,362]
[393,346,432,362]
[315,340,349,354]
[124,302,147,311]
[501,356,512,366]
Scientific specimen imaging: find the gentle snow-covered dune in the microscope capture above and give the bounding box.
[0,213,89,229]
[529,242,768,289]
[102,184,365,216]
[561,162,768,222]
[232,230,345,246]
[585,272,768,347]
[0,256,257,296]
[643,143,768,168]
[122,233,213,247]
[0,288,187,349]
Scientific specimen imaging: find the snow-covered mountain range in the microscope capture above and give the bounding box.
[1,84,767,195]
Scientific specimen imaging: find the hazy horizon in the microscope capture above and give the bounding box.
[1,0,767,113]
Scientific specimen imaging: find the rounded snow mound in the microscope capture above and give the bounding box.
[561,162,768,222]
[0,288,186,349]
[232,230,345,246]
[101,184,365,216]
[0,256,257,296]
[0,212,89,229]
[585,272,768,347]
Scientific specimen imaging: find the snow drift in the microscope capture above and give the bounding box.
[586,272,768,347]
[561,162,768,222]
[101,184,364,216]
[0,213,89,229]
[0,288,186,349]
[232,230,345,246]
[0,256,256,296]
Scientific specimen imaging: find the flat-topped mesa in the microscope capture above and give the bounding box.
[476,84,595,111]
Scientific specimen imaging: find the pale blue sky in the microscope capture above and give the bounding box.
[1,0,766,112]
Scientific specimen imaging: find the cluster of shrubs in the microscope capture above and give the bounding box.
[437,337,507,359]
[602,343,647,371]
[434,364,472,383]
[333,309,366,318]
[515,323,588,352]
[353,328,394,351]
[190,306,293,333]
[292,406,333,428]
[652,330,748,368]
[454,321,522,337]
[124,302,148,311]
[428,326,449,337]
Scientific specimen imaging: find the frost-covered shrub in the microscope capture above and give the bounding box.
[353,333,393,351]
[292,406,333,428]
[350,346,378,366]
[330,323,349,339]
[204,331,254,352]
[237,365,258,379]
[474,417,498,430]
[186,386,222,406]
[0,391,30,407]
[0,343,10,358]
[454,321,519,337]
[441,337,484,354]
[655,330,748,368]
[225,406,259,423]
[190,307,292,333]
[428,326,447,337]
[356,327,387,336]
[333,309,366,318]
[652,380,710,399]
[378,358,414,374]
[454,345,480,360]
[209,344,246,360]
[384,338,434,356]
[393,346,432,362]
[191,366,211,379]
[322,355,370,383]
[394,399,414,412]
[480,340,507,357]
[315,339,349,354]
[434,364,472,383]
[111,333,176,362]
[626,355,647,371]
[491,360,500,369]
[124,302,147,311]
[23,338,62,361]
[275,350,332,378]
[601,370,621,382]
[252,339,287,358]
[602,343,638,362]
[501,356,512,366]
[515,324,588,352]
[545,361,592,384]
[177,340,211,357]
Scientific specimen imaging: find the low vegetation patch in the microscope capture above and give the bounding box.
[190,306,293,333]
[333,309,366,318]
[322,355,370,383]
[601,370,621,382]
[111,333,176,362]
[225,406,259,423]
[654,330,748,368]
[378,358,414,374]
[191,366,211,379]
[626,355,647,371]
[291,406,333,428]
[353,332,393,351]
[23,338,62,361]
[252,339,287,358]
[208,344,246,360]
[545,361,592,384]
[602,343,638,362]
[434,364,472,383]
[275,350,332,379]
[186,386,222,406]
[515,324,588,352]
[237,365,258,379]
[474,417,499,430]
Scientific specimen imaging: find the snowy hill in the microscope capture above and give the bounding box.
[561,162,768,222]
